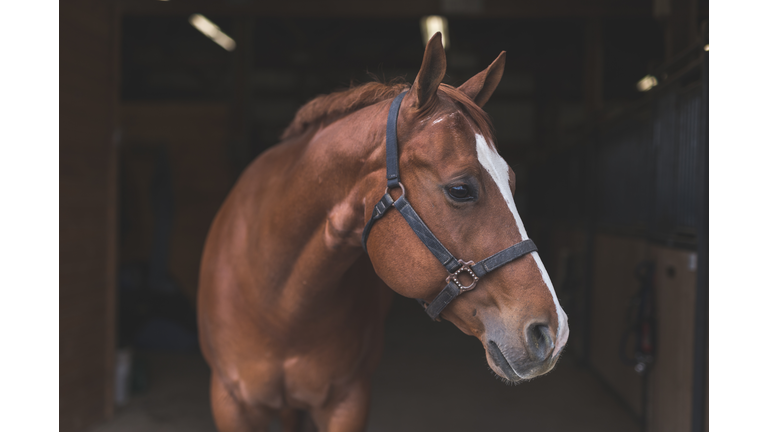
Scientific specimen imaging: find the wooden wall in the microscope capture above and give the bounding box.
[590,233,698,431]
[60,1,119,431]
[647,244,698,432]
[120,102,237,303]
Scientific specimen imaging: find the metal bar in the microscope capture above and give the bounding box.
[652,36,704,77]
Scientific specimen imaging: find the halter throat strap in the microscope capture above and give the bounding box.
[361,91,538,320]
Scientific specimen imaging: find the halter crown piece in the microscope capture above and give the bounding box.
[362,92,538,320]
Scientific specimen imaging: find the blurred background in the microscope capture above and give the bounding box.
[60,0,708,431]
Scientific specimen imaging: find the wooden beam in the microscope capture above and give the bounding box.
[60,1,119,429]
[660,0,699,60]
[120,0,652,18]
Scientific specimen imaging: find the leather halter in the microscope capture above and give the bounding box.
[362,92,538,320]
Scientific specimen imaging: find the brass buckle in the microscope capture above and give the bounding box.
[446,260,479,294]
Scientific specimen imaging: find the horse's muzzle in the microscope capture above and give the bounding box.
[485,321,558,382]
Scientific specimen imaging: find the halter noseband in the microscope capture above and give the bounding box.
[362,91,538,320]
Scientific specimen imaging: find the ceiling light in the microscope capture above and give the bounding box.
[189,14,236,51]
[704,44,709,52]
[636,75,658,92]
[420,16,450,49]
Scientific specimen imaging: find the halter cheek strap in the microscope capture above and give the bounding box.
[362,91,538,321]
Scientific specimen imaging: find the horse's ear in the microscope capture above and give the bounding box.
[458,51,506,107]
[408,32,446,110]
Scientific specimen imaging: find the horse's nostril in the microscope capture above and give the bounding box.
[525,323,554,362]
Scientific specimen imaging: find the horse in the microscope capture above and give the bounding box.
[198,33,569,432]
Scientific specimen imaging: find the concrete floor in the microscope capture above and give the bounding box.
[89,297,641,432]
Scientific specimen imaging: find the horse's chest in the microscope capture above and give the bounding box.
[281,355,335,407]
[282,328,375,406]
[226,322,377,410]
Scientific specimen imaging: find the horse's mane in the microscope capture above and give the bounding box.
[281,80,410,140]
[281,79,496,146]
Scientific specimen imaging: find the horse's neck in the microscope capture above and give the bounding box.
[239,104,386,317]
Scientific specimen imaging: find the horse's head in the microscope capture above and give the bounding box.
[365,34,569,383]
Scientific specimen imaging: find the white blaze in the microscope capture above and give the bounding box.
[475,133,569,355]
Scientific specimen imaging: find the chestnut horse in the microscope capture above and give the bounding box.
[198,33,568,432]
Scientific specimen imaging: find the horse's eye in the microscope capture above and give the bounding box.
[448,184,472,200]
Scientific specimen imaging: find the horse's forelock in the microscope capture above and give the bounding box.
[436,83,497,151]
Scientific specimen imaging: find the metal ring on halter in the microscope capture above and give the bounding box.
[385,182,406,198]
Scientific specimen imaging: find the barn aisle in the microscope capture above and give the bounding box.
[367,296,641,432]
[89,296,640,432]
